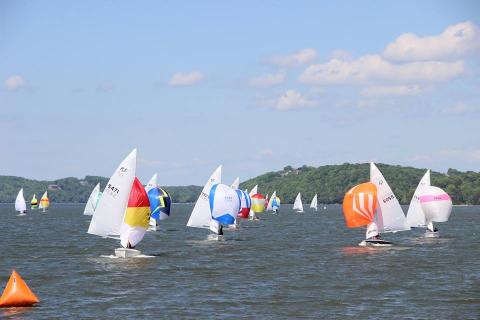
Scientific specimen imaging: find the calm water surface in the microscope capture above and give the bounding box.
[0,204,478,319]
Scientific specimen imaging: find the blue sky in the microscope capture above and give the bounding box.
[1,0,479,185]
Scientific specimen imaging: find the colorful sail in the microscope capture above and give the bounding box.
[209,183,240,225]
[30,194,38,209]
[88,149,137,238]
[15,188,27,213]
[267,191,280,211]
[120,177,151,248]
[236,190,251,219]
[251,193,266,213]
[370,162,409,233]
[145,173,172,223]
[342,182,378,228]
[420,186,452,223]
[84,183,102,216]
[187,166,222,229]
[39,191,49,211]
[406,170,430,227]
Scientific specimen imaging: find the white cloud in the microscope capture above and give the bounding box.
[299,54,464,85]
[269,48,317,67]
[4,75,26,91]
[383,21,480,61]
[330,50,352,60]
[442,101,477,115]
[96,81,115,92]
[275,90,316,110]
[169,71,204,86]
[360,85,424,97]
[249,71,286,87]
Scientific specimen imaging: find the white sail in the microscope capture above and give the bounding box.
[310,194,318,211]
[15,188,27,213]
[186,165,222,229]
[88,149,137,237]
[370,162,409,233]
[231,177,240,190]
[406,170,430,227]
[83,183,101,216]
[293,192,304,212]
[249,185,258,196]
[267,191,276,211]
[145,173,157,192]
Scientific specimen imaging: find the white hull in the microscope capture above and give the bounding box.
[148,225,160,231]
[207,234,225,241]
[114,248,142,258]
[424,230,440,238]
[226,224,238,230]
[358,239,393,247]
[296,210,304,213]
[17,212,27,216]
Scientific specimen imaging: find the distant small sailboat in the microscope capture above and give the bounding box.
[230,177,240,190]
[266,191,280,213]
[30,194,38,210]
[420,186,452,238]
[39,191,49,213]
[227,177,242,229]
[251,193,266,214]
[310,194,318,212]
[15,188,27,216]
[88,149,151,258]
[237,189,252,219]
[145,173,172,231]
[293,192,303,212]
[83,183,102,216]
[186,166,223,240]
[248,185,259,220]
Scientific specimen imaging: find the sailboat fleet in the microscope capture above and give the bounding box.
[11,156,455,254]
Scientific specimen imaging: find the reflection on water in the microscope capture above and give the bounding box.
[0,204,478,319]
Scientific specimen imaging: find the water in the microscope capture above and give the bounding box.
[0,204,478,319]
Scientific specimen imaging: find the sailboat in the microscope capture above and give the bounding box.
[209,183,240,237]
[15,188,27,216]
[186,166,223,240]
[83,183,102,216]
[237,189,252,219]
[310,194,318,212]
[145,173,172,231]
[343,182,390,246]
[420,186,452,238]
[39,191,49,213]
[293,192,304,212]
[227,177,242,229]
[266,191,280,213]
[30,194,38,210]
[230,177,240,190]
[87,149,151,258]
[248,185,259,220]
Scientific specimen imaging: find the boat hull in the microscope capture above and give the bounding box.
[207,234,225,241]
[358,239,393,247]
[424,230,440,238]
[114,248,141,258]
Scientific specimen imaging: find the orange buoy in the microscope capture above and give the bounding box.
[0,270,39,307]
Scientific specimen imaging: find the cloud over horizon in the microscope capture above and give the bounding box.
[169,71,204,86]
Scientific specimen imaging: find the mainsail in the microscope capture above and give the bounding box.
[88,149,137,238]
[39,191,49,211]
[15,188,27,213]
[406,170,430,227]
[83,183,102,216]
[293,192,303,212]
[310,194,318,211]
[186,166,222,229]
[370,162,409,233]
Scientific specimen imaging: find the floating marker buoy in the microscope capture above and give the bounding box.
[0,270,39,307]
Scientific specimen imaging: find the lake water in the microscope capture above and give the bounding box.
[0,204,478,319]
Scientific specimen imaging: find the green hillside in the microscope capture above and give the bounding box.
[2,163,479,204]
[239,163,480,205]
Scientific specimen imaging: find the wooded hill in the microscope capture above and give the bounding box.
[1,163,479,204]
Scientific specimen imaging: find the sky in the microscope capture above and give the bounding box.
[1,0,479,185]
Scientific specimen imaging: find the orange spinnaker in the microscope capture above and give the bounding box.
[342,182,378,228]
[0,270,39,307]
